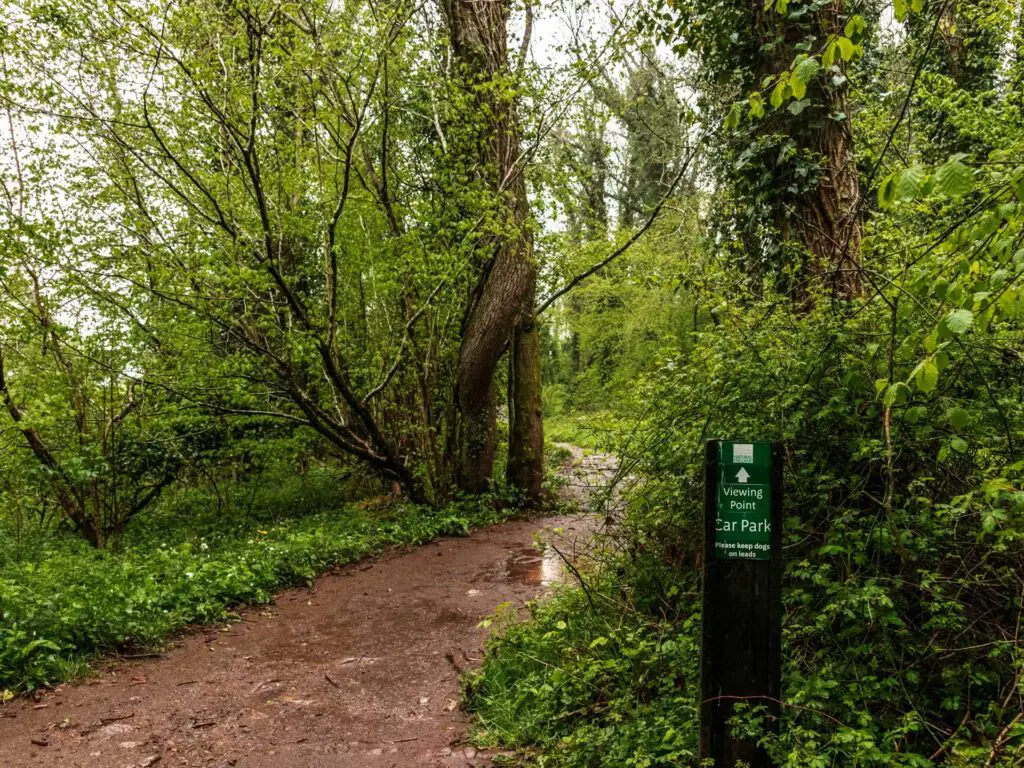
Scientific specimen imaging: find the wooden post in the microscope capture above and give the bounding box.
[699,440,782,767]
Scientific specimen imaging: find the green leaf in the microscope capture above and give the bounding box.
[770,79,786,109]
[748,91,765,119]
[947,407,970,430]
[793,56,820,86]
[893,0,908,21]
[883,383,909,407]
[914,358,939,393]
[947,282,965,306]
[883,384,899,407]
[932,158,974,198]
[822,40,837,69]
[725,102,742,130]
[943,309,974,335]
[844,14,866,42]
[790,75,807,100]
[905,406,928,424]
[999,288,1024,318]
[878,174,897,208]
[836,36,855,61]
[894,166,927,202]
[1012,172,1024,202]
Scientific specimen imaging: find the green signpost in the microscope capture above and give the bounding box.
[700,440,782,768]
[714,441,773,561]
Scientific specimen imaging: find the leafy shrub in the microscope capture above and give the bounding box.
[469,566,703,768]
[471,289,1024,766]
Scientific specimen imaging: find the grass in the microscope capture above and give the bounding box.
[544,413,620,452]
[0,468,515,694]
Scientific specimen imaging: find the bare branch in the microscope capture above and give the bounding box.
[516,1,533,74]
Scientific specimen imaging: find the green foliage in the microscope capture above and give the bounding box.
[469,567,703,767]
[473,277,1024,764]
[540,200,705,422]
[0,0,549,504]
[628,297,1021,765]
[878,157,978,208]
[1,1,1023,766]
[470,74,1024,759]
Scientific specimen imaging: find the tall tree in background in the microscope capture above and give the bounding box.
[907,0,1020,160]
[561,108,610,241]
[593,53,688,228]
[440,0,545,501]
[647,0,866,301]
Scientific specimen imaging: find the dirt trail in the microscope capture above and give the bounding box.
[0,454,611,768]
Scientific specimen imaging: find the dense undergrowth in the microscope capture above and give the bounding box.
[468,563,704,767]
[0,468,516,694]
[470,289,1024,767]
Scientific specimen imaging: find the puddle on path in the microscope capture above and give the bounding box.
[498,516,602,588]
[505,546,565,586]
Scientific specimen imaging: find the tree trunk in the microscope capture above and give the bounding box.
[801,85,862,300]
[507,309,546,504]
[457,368,498,493]
[751,0,863,302]
[442,0,543,495]
[803,0,862,300]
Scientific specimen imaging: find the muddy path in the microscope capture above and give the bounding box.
[0,455,611,768]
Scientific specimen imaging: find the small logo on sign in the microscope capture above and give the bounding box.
[732,444,754,464]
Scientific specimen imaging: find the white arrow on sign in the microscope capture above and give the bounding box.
[735,467,750,483]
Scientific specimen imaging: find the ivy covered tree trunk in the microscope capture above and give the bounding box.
[800,6,862,301]
[751,0,863,301]
[507,307,545,504]
[442,0,544,497]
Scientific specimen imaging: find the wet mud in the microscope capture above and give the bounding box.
[0,516,593,768]
[0,446,617,768]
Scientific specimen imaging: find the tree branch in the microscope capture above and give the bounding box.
[516,1,533,74]
[536,157,691,316]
